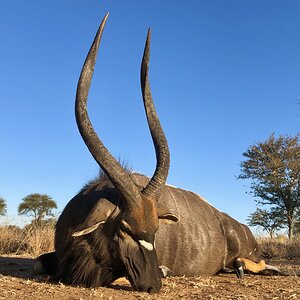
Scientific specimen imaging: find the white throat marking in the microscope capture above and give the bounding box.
[139,240,154,251]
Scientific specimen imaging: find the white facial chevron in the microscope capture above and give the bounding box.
[139,240,154,251]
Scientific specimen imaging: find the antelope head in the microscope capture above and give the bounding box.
[74,13,178,293]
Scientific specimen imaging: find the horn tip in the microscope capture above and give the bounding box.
[147,28,151,41]
[101,12,109,25]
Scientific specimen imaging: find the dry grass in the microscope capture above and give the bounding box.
[1,223,300,261]
[0,225,54,256]
[258,235,300,259]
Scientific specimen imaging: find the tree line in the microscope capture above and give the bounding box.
[1,133,300,238]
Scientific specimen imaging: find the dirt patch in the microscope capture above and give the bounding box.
[0,256,299,299]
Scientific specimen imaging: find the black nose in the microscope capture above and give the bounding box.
[148,287,156,293]
[146,282,161,293]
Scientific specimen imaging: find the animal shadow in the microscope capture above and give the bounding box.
[0,256,37,279]
[0,255,134,291]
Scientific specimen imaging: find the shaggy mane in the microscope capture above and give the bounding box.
[80,166,134,194]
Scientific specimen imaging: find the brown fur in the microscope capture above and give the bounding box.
[237,258,266,273]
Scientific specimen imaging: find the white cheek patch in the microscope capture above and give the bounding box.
[139,240,154,251]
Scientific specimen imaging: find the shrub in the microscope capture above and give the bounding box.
[258,235,300,259]
[0,224,54,256]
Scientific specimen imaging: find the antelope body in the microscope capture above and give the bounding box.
[131,174,262,276]
[34,14,278,293]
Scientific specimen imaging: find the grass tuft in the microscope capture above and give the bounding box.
[0,224,54,256]
[258,235,300,259]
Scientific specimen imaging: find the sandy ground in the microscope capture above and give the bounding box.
[0,255,299,299]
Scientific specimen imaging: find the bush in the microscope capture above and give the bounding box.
[258,235,300,259]
[0,224,55,256]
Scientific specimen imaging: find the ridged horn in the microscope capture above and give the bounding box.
[75,13,142,208]
[140,29,170,200]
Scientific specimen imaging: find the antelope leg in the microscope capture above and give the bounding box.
[233,259,245,278]
[234,258,267,278]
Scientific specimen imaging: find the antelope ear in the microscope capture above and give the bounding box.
[72,199,117,237]
[72,221,105,237]
[157,203,179,224]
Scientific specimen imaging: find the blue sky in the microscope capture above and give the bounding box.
[0,1,299,228]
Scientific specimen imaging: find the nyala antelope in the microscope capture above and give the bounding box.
[34,13,281,293]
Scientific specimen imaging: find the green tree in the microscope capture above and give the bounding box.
[239,133,300,239]
[0,197,7,216]
[247,208,285,239]
[18,193,57,226]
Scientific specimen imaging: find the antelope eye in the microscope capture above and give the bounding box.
[120,222,131,233]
